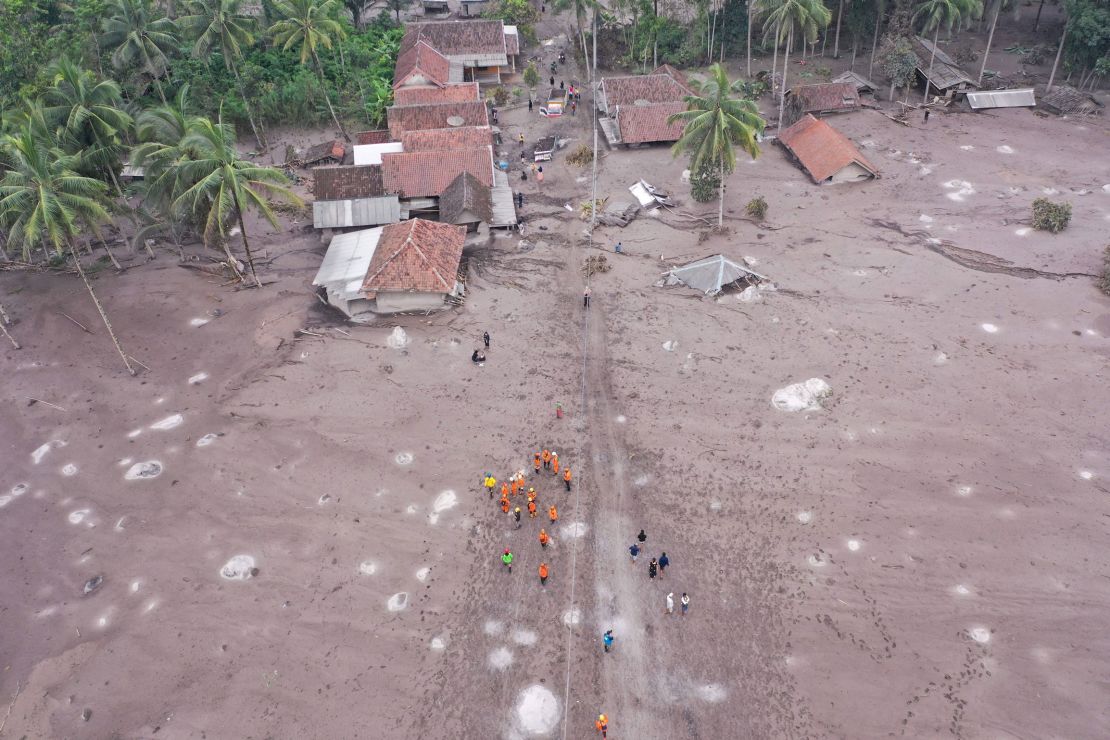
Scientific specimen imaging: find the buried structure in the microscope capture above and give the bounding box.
[661,254,768,296]
[313,218,466,320]
[777,114,878,185]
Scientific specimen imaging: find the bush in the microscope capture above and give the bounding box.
[523,62,539,89]
[1031,198,1072,233]
[690,166,721,203]
[487,86,511,106]
[567,144,594,167]
[745,196,768,220]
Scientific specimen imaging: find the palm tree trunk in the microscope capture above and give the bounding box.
[834,0,844,58]
[778,26,792,130]
[1033,0,1045,31]
[1046,17,1068,92]
[978,1,1001,84]
[580,27,591,79]
[312,50,351,141]
[232,62,267,150]
[771,25,780,93]
[69,242,136,376]
[923,25,939,103]
[230,188,263,287]
[717,162,725,228]
[746,3,753,77]
[868,0,882,80]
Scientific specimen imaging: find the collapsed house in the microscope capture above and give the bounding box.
[912,36,978,99]
[596,65,692,147]
[831,70,879,96]
[661,254,768,296]
[777,114,878,184]
[312,218,466,319]
[1039,85,1103,116]
[782,82,861,127]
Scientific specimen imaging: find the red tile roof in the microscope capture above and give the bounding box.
[393,40,450,89]
[651,64,689,88]
[602,73,690,108]
[402,20,507,57]
[313,164,386,199]
[505,29,519,56]
[387,101,490,138]
[776,114,877,183]
[393,82,480,106]
[617,101,688,144]
[362,219,465,295]
[400,126,493,151]
[381,148,493,197]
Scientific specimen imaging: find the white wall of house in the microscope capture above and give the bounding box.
[375,291,449,313]
[828,162,875,184]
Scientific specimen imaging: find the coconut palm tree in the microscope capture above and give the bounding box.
[269,0,350,140]
[42,59,134,197]
[667,63,766,228]
[170,115,302,286]
[180,0,267,149]
[764,0,832,130]
[0,127,136,374]
[913,0,982,103]
[101,0,181,105]
[976,0,1009,84]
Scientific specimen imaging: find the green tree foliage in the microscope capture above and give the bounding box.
[762,0,832,129]
[484,0,539,43]
[523,61,540,88]
[668,63,765,227]
[1061,0,1110,86]
[878,35,916,99]
[101,0,180,105]
[269,0,350,139]
[171,115,302,284]
[913,0,982,102]
[689,165,720,202]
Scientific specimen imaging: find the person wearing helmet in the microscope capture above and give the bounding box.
[549,504,558,523]
[563,467,572,491]
[551,453,559,476]
[514,506,522,527]
[538,562,549,585]
[501,548,513,572]
[527,488,537,503]
[595,713,608,737]
[527,500,538,519]
[539,529,549,547]
[533,452,541,473]
[542,449,551,469]
[500,496,511,514]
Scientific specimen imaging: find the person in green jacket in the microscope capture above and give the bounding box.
[501,548,513,573]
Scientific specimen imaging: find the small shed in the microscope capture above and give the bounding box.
[313,219,466,319]
[662,254,767,296]
[438,171,492,231]
[459,0,491,17]
[1039,86,1103,116]
[912,36,977,97]
[832,70,879,95]
[966,88,1036,110]
[777,114,878,185]
[301,139,346,166]
[422,0,449,14]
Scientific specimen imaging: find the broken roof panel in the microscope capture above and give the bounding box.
[777,114,878,184]
[362,219,465,295]
[302,139,346,164]
[663,254,767,296]
[966,87,1036,109]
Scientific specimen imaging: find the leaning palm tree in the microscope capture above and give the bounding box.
[42,59,134,197]
[0,128,136,374]
[667,64,766,228]
[101,0,181,105]
[764,0,832,130]
[269,0,349,140]
[180,0,266,149]
[913,0,982,102]
[171,115,302,286]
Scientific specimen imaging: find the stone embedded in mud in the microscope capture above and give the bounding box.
[220,555,256,580]
[124,461,163,480]
[386,326,410,349]
[515,684,559,734]
[83,575,104,595]
[772,378,832,412]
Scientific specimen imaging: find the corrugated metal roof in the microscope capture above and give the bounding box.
[966,88,1036,109]
[313,197,401,229]
[313,227,384,300]
[353,142,405,165]
[912,37,977,91]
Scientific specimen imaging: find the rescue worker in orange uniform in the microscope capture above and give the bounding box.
[552,454,560,476]
[539,528,549,547]
[501,481,510,500]
[563,467,572,492]
[534,452,542,473]
[527,500,538,518]
[549,504,558,523]
[538,562,549,585]
[500,497,511,514]
[527,488,537,503]
[542,449,551,469]
[511,477,520,496]
[595,714,608,737]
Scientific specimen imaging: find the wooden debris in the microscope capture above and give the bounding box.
[58,312,92,334]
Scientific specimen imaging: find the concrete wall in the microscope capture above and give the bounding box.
[375,291,448,314]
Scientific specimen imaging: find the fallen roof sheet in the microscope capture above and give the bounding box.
[966,88,1036,109]
[663,254,767,296]
[777,114,878,184]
